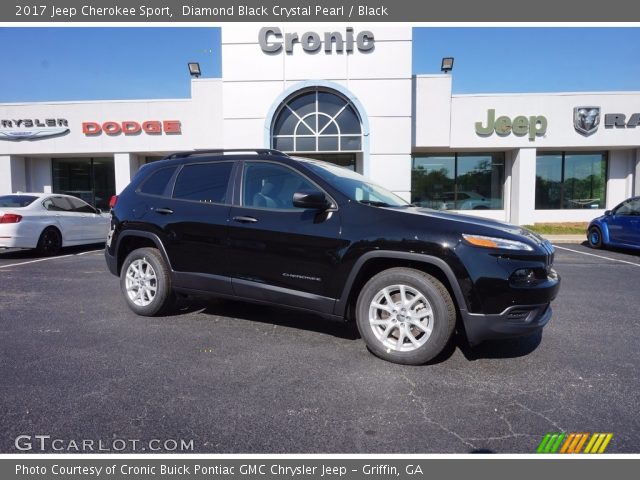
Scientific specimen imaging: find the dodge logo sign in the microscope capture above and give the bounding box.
[574,106,600,136]
[82,120,181,136]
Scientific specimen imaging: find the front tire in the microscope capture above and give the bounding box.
[588,226,603,249]
[355,268,456,365]
[120,247,173,316]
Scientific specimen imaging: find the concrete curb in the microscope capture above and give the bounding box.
[540,234,585,244]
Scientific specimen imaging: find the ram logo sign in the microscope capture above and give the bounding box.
[574,106,600,136]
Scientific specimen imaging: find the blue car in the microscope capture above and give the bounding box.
[587,196,640,250]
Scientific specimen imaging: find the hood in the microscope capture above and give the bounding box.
[590,213,608,224]
[404,207,546,245]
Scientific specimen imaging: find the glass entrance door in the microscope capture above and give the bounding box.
[52,157,115,211]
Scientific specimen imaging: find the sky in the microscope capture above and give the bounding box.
[0,28,221,102]
[1,27,639,102]
[412,27,640,93]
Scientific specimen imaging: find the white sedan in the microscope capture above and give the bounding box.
[0,193,110,255]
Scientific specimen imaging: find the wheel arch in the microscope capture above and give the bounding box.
[334,251,468,320]
[590,221,610,244]
[114,230,173,275]
[39,224,63,246]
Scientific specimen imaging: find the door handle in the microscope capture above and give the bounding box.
[232,216,258,223]
[153,207,174,215]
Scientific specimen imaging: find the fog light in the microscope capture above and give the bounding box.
[511,268,536,285]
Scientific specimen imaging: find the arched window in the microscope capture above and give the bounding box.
[271,88,362,153]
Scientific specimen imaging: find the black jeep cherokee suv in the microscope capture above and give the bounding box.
[105,149,560,365]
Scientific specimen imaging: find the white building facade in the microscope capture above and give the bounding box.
[1,26,639,224]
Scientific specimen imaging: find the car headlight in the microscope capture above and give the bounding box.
[462,234,534,251]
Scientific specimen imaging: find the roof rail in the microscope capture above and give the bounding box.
[166,149,290,160]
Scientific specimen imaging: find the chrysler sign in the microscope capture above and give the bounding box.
[0,118,69,141]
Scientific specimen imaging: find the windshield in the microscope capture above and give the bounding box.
[0,195,38,208]
[305,161,409,207]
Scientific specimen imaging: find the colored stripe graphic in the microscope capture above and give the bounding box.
[560,433,589,453]
[538,433,613,453]
[584,433,613,454]
[537,433,565,453]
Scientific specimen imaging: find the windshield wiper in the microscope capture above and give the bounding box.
[359,200,392,207]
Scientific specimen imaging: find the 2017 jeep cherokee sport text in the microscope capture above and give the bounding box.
[105,149,560,365]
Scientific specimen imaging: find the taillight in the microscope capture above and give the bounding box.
[0,213,22,223]
[108,195,118,209]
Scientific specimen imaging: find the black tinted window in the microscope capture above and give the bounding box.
[243,162,316,210]
[140,167,177,196]
[173,162,233,203]
[0,195,38,207]
[616,198,640,216]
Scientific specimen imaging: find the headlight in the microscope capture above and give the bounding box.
[462,234,534,251]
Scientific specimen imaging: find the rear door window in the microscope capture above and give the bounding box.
[172,162,233,204]
[139,166,178,197]
[43,196,73,212]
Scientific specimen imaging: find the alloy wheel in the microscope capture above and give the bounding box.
[368,284,434,352]
[125,258,158,307]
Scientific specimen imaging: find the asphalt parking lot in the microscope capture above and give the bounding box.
[0,242,639,453]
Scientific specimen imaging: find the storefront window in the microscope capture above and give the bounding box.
[411,153,505,210]
[535,152,607,209]
[52,157,115,211]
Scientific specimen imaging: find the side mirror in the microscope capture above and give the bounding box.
[292,189,331,210]
[95,208,102,215]
[604,210,612,216]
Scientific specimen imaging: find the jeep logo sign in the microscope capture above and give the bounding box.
[259,27,374,54]
[475,109,547,141]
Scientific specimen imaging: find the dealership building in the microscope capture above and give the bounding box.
[1,26,639,224]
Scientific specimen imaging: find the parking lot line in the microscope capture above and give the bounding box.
[0,249,103,269]
[553,245,640,267]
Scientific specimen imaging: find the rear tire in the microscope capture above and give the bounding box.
[36,227,62,256]
[355,268,456,365]
[120,247,174,316]
[588,226,603,249]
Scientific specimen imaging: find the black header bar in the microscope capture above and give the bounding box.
[4,0,640,22]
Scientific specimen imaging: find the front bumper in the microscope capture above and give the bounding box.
[461,303,553,345]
